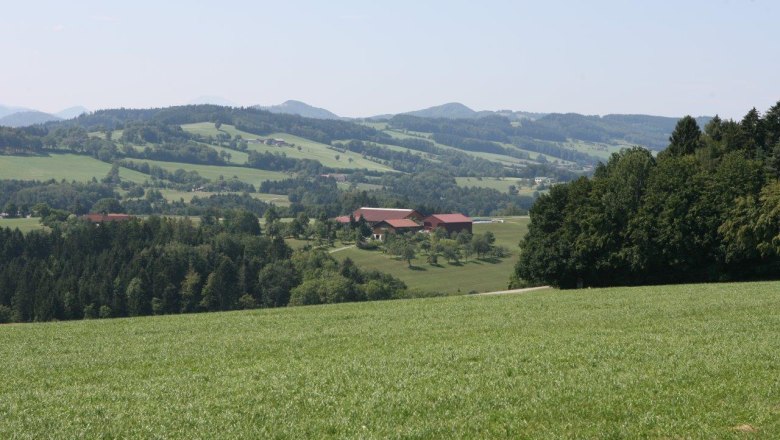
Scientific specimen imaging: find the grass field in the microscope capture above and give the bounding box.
[334,218,528,294]
[0,154,149,183]
[0,217,45,233]
[124,159,289,187]
[182,123,392,171]
[158,189,290,206]
[1,281,779,438]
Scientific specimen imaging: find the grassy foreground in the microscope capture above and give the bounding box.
[2,282,779,438]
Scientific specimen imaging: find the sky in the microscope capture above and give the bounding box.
[1,0,778,119]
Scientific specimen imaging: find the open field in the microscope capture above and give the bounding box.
[0,217,45,233]
[334,218,528,294]
[456,177,543,197]
[0,154,149,183]
[182,123,392,171]
[157,189,290,206]
[1,281,779,437]
[124,159,289,187]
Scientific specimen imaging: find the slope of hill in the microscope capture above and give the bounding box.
[55,106,89,119]
[404,102,478,119]
[2,281,778,438]
[0,104,31,119]
[257,100,341,120]
[0,110,62,127]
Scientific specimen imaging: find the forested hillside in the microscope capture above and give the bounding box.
[0,215,408,323]
[514,101,780,288]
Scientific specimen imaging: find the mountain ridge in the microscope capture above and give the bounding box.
[256,100,341,120]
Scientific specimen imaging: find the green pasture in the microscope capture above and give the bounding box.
[124,159,289,187]
[158,189,290,206]
[0,154,149,184]
[181,123,392,171]
[1,281,778,437]
[333,218,528,294]
[0,217,45,233]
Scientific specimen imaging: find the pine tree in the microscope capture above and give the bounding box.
[667,116,702,156]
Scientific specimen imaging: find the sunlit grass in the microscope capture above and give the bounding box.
[1,282,778,438]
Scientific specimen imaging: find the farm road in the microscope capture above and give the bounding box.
[473,285,551,296]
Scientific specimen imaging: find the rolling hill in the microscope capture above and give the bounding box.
[257,100,341,120]
[0,110,62,127]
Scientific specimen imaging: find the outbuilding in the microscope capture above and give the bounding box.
[423,213,473,235]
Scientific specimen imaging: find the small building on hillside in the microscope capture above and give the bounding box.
[82,213,134,223]
[335,207,424,226]
[320,173,348,182]
[423,213,473,235]
[371,218,423,240]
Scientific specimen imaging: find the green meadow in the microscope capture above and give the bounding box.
[157,189,290,206]
[0,217,45,233]
[181,123,392,171]
[334,218,528,294]
[1,282,778,438]
[124,159,289,187]
[0,154,149,183]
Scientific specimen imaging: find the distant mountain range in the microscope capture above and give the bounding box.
[251,100,549,121]
[0,105,89,127]
[255,100,342,120]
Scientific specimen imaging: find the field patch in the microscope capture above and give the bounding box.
[158,189,289,206]
[182,123,392,171]
[1,282,779,437]
[333,218,528,294]
[124,159,289,187]
[0,154,149,183]
[0,217,46,233]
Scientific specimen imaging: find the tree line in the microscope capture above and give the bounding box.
[0,213,410,323]
[514,101,780,288]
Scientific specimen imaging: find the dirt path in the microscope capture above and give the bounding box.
[473,285,551,296]
[329,245,356,254]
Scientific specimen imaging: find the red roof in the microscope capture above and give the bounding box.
[381,218,422,228]
[334,216,351,223]
[353,207,419,223]
[427,213,472,223]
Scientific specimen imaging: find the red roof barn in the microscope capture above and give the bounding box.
[423,213,472,235]
[337,207,424,225]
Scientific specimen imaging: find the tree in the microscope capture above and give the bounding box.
[666,116,702,156]
[126,276,147,316]
[3,201,18,217]
[401,243,416,268]
[91,198,123,214]
[740,107,766,157]
[224,210,261,235]
[179,268,201,313]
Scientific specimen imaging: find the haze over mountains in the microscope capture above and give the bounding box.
[0,105,89,127]
[0,99,711,153]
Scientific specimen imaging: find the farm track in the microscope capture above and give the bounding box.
[473,285,551,296]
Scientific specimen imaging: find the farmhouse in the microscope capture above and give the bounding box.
[423,213,473,235]
[82,213,134,223]
[335,207,424,226]
[371,218,423,240]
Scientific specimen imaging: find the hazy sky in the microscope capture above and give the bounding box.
[2,0,778,118]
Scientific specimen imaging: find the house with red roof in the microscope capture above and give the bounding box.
[335,207,424,226]
[371,218,423,240]
[423,213,473,235]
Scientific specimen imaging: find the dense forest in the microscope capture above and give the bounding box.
[0,214,409,323]
[514,101,780,288]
